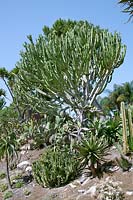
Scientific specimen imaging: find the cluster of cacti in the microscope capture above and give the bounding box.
[32,147,82,188]
[120,101,133,154]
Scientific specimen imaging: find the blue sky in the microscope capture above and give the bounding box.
[0,0,133,96]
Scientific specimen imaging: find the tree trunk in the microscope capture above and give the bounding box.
[90,163,96,178]
[5,152,12,189]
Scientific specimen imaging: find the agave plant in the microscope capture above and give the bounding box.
[76,134,109,177]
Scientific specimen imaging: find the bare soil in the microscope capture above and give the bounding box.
[0,147,133,200]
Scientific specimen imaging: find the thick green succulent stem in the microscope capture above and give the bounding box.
[120,102,128,154]
[127,107,133,138]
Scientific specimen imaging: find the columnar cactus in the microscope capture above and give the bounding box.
[120,102,128,154]
[127,107,133,138]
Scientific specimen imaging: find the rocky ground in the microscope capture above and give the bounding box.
[0,146,133,200]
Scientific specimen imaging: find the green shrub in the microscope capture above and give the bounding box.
[11,173,23,181]
[0,172,6,179]
[0,183,8,192]
[13,181,24,188]
[116,155,132,171]
[32,147,82,187]
[4,191,13,199]
[88,118,121,146]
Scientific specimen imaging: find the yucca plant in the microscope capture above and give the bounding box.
[0,121,19,189]
[76,134,109,177]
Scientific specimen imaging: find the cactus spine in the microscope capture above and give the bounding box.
[120,102,128,154]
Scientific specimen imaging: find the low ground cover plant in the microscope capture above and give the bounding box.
[0,172,6,179]
[3,190,13,200]
[23,189,31,196]
[0,183,8,192]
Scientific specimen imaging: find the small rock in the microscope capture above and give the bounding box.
[79,176,87,184]
[111,146,117,150]
[81,177,90,185]
[12,179,18,184]
[17,160,31,170]
[108,166,119,172]
[25,166,32,171]
[129,167,133,172]
[69,183,77,188]
[20,144,31,150]
[20,150,27,155]
[25,166,32,175]
[73,180,82,186]
[78,190,86,193]
[85,185,97,197]
[126,191,133,196]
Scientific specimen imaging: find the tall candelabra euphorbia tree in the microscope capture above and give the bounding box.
[14,19,126,127]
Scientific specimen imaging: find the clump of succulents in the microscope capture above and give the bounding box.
[96,178,125,200]
[32,146,82,188]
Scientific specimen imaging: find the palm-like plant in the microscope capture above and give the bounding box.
[123,82,133,104]
[76,134,109,177]
[0,68,11,97]
[0,67,23,120]
[0,122,18,188]
[100,81,133,115]
[119,0,133,22]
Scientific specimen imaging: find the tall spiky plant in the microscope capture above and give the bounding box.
[120,101,128,154]
[0,67,22,119]
[127,107,133,137]
[0,121,19,189]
